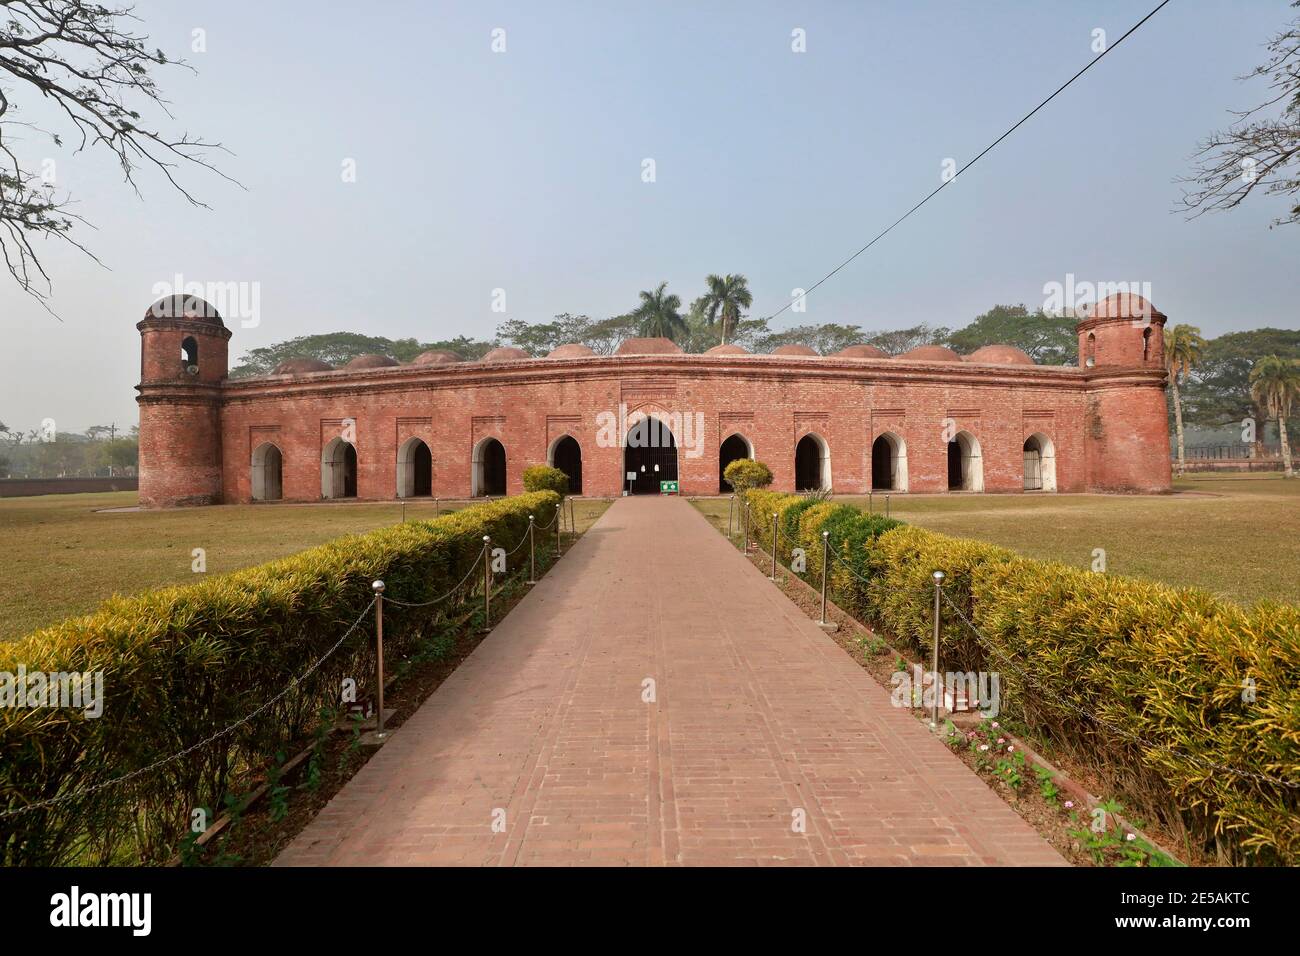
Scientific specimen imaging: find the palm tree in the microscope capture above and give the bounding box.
[1250,355,1300,478]
[631,282,687,341]
[700,273,753,346]
[1164,324,1206,478]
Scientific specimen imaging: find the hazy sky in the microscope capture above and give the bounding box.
[1,0,1297,432]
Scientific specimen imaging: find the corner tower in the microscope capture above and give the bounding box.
[135,294,231,506]
[1077,293,1171,493]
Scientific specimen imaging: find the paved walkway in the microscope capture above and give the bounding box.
[276,497,1063,866]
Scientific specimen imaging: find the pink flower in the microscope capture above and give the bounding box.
[979,744,989,752]
[991,721,999,728]
[1064,801,1074,809]
[1125,833,1136,842]
[1006,745,1014,752]
[997,737,1006,744]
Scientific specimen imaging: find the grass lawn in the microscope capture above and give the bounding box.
[690,474,1300,607]
[0,493,610,642]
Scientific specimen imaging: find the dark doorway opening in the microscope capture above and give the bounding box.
[343,443,358,498]
[412,441,432,496]
[477,438,506,496]
[624,416,677,494]
[947,441,963,490]
[552,436,583,494]
[871,435,894,490]
[794,435,825,491]
[719,434,750,493]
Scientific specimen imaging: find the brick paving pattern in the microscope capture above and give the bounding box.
[276,497,1064,866]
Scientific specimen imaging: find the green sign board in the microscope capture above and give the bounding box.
[660,480,679,494]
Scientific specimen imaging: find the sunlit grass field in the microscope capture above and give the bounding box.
[0,493,610,642]
[690,475,1300,607]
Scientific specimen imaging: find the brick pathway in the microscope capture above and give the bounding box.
[276,497,1063,866]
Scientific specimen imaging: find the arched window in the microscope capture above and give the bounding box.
[322,437,358,499]
[181,336,199,374]
[1085,332,1096,368]
[718,433,753,493]
[397,437,432,498]
[1023,434,1057,492]
[946,431,983,492]
[794,433,831,491]
[1142,327,1152,363]
[251,442,283,501]
[549,435,583,494]
[871,432,908,492]
[472,437,507,496]
[624,416,677,495]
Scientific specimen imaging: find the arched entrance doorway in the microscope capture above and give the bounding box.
[397,437,432,498]
[946,431,983,492]
[549,435,583,494]
[1023,434,1057,492]
[794,433,830,491]
[472,437,506,496]
[251,442,283,501]
[719,433,752,492]
[624,415,677,495]
[322,438,358,498]
[870,432,907,492]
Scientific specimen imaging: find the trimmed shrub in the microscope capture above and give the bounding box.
[737,489,1299,863]
[0,491,560,865]
[722,458,773,494]
[522,465,569,498]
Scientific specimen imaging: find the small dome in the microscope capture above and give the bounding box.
[479,346,532,363]
[545,343,596,359]
[344,353,400,370]
[272,357,334,375]
[144,294,224,327]
[771,343,820,357]
[834,344,889,359]
[1088,293,1166,322]
[614,337,683,356]
[412,349,462,365]
[897,344,962,362]
[966,344,1035,366]
[705,343,750,355]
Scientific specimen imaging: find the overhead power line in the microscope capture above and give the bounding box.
[762,0,1174,323]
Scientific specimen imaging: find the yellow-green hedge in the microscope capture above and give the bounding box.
[0,491,560,866]
[742,489,1300,865]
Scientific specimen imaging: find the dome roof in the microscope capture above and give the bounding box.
[1088,293,1166,322]
[614,337,683,356]
[705,343,750,355]
[144,294,224,327]
[771,343,819,356]
[479,346,532,363]
[272,357,334,375]
[344,353,400,370]
[897,344,962,362]
[545,343,596,359]
[412,349,462,365]
[965,344,1035,365]
[834,344,889,359]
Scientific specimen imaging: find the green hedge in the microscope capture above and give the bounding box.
[0,491,560,865]
[742,489,1300,865]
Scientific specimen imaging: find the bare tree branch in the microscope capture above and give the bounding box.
[0,1,240,312]
[1178,3,1300,227]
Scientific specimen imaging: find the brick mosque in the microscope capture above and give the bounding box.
[135,291,1171,507]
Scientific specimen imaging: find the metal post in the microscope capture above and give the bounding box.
[482,535,492,629]
[434,496,440,518]
[527,515,536,584]
[402,501,406,524]
[868,491,873,514]
[769,513,778,580]
[555,504,562,555]
[569,497,576,538]
[372,580,388,739]
[819,531,829,625]
[931,571,945,728]
[727,495,735,538]
[886,494,891,519]
[744,503,751,552]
